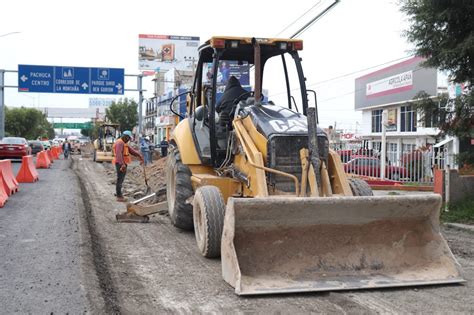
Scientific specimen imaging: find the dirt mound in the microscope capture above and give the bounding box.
[128,157,168,193]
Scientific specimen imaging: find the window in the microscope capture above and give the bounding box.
[402,143,416,154]
[372,141,381,152]
[371,109,383,132]
[388,143,398,165]
[400,105,417,132]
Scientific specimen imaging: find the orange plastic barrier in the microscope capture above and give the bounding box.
[0,176,8,207]
[47,149,55,162]
[0,160,19,195]
[36,151,52,169]
[52,147,60,159]
[16,155,39,183]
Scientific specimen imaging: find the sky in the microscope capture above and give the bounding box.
[0,0,414,132]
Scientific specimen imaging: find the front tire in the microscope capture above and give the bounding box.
[166,149,194,230]
[348,178,373,196]
[193,186,226,258]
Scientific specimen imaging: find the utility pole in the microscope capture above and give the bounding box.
[138,74,143,136]
[0,70,5,139]
[124,73,146,137]
[381,110,388,179]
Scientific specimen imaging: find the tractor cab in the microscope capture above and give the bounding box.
[186,37,314,167]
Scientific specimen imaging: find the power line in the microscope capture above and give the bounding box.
[268,55,414,98]
[291,0,340,38]
[317,65,425,104]
[275,1,323,37]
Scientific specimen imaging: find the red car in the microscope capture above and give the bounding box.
[0,137,32,159]
[344,157,408,180]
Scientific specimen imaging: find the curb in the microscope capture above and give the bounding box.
[445,223,474,233]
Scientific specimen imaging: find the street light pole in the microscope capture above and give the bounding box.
[0,70,5,139]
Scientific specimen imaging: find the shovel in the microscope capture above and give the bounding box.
[142,163,152,195]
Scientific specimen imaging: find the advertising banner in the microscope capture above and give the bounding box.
[139,34,200,72]
[386,108,397,132]
[203,61,250,88]
[366,71,413,98]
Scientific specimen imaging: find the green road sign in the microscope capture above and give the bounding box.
[53,122,91,129]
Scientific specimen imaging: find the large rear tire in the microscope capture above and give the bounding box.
[193,186,226,258]
[166,149,194,230]
[348,178,373,196]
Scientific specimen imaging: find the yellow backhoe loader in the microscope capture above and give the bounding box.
[164,36,464,295]
[93,123,119,163]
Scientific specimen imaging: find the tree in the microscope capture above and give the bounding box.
[105,98,138,132]
[401,0,474,83]
[401,1,474,166]
[5,107,55,139]
[81,121,101,139]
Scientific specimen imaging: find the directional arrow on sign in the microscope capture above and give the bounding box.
[20,75,28,82]
[81,82,89,90]
[116,83,122,90]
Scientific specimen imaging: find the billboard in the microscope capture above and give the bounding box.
[354,57,437,110]
[138,34,200,72]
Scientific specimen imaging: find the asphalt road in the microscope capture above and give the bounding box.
[0,158,92,314]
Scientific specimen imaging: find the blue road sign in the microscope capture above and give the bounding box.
[18,64,124,95]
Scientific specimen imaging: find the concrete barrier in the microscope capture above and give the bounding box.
[16,155,39,183]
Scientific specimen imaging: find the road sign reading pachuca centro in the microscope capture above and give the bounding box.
[18,64,124,95]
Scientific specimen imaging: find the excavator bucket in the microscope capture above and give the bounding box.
[221,195,464,295]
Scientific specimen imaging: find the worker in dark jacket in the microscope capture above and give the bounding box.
[216,76,249,117]
[160,138,169,157]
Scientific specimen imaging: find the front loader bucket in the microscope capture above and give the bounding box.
[221,195,464,295]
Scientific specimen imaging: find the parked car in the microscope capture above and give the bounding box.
[344,157,408,180]
[28,140,44,155]
[0,137,32,159]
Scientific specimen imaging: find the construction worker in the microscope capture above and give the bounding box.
[140,136,150,165]
[112,131,143,202]
[160,137,169,157]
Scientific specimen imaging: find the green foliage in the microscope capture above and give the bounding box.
[80,121,101,139]
[413,91,473,140]
[455,151,474,166]
[441,197,474,224]
[401,0,474,83]
[5,106,54,139]
[105,98,138,132]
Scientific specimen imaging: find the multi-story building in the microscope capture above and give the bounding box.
[354,57,458,169]
[144,68,194,145]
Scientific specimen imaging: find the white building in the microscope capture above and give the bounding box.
[355,57,458,168]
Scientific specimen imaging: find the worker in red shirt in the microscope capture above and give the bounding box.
[112,130,143,202]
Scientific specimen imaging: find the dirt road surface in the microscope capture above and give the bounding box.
[75,156,474,314]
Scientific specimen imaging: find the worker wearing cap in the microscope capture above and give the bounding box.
[112,131,143,202]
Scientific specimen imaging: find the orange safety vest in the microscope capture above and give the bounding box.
[112,138,132,165]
